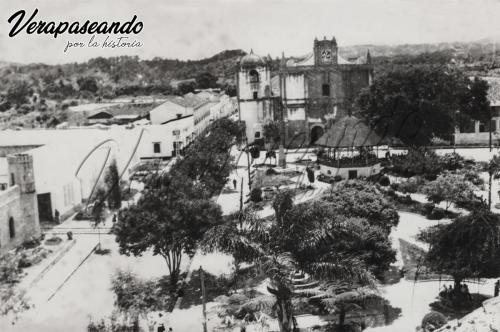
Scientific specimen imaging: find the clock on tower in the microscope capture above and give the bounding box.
[320,48,332,64]
[314,36,338,66]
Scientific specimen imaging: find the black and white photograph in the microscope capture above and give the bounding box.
[0,0,500,331]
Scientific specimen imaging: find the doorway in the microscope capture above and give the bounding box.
[37,193,53,222]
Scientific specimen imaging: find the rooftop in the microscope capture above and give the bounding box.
[315,115,383,148]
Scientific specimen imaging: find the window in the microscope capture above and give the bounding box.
[249,69,259,83]
[253,91,258,100]
[322,84,330,97]
[348,170,358,179]
[9,217,15,239]
[255,131,261,138]
[153,142,161,153]
[10,173,15,186]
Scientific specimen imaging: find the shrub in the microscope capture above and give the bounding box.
[397,179,420,193]
[21,236,41,249]
[250,188,262,203]
[333,175,342,182]
[422,203,435,216]
[44,236,62,246]
[421,311,447,331]
[378,175,390,186]
[265,168,278,176]
[427,207,446,220]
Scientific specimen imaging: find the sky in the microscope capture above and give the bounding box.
[1,0,500,64]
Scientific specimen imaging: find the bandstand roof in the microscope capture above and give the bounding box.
[315,116,383,148]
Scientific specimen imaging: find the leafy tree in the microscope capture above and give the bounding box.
[195,72,219,89]
[111,270,172,318]
[6,80,31,106]
[172,118,242,195]
[423,210,500,300]
[177,81,196,95]
[77,76,99,94]
[105,159,122,210]
[91,187,107,250]
[357,66,486,146]
[422,172,476,211]
[322,180,400,234]
[263,121,281,147]
[113,173,222,287]
[461,77,491,124]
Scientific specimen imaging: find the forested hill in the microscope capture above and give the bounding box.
[0,49,246,100]
[2,39,500,103]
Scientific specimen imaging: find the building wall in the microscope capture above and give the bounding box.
[0,154,40,252]
[318,163,382,179]
[0,186,22,251]
[150,101,191,125]
[194,103,212,136]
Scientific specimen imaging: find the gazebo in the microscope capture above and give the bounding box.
[314,115,384,180]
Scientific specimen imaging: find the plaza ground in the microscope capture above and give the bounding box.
[1,147,499,331]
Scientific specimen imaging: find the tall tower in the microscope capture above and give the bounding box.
[7,154,40,242]
[237,50,272,143]
[314,36,338,66]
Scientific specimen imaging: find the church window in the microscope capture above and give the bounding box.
[253,92,258,100]
[249,70,259,83]
[322,84,330,97]
[10,173,15,186]
[255,131,261,138]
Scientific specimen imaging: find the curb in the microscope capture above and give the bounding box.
[26,239,77,291]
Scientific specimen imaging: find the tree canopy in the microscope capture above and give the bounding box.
[424,209,500,291]
[113,173,223,286]
[422,172,476,211]
[202,181,397,331]
[357,66,489,146]
[321,180,400,234]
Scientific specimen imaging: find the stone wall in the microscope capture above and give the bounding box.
[0,186,23,251]
[454,132,500,146]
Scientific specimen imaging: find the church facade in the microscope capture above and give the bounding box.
[237,37,373,146]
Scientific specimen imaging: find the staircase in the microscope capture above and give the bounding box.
[291,271,320,295]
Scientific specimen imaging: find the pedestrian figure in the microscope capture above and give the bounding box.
[157,323,165,332]
[168,328,173,332]
[464,283,472,301]
[494,280,500,297]
[54,209,60,223]
[112,214,117,223]
[233,178,237,190]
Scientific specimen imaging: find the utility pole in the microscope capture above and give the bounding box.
[239,176,244,229]
[200,266,207,332]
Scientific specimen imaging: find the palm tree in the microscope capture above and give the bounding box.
[202,201,376,332]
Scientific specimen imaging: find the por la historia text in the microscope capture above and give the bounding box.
[8,8,143,39]
[64,35,143,52]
